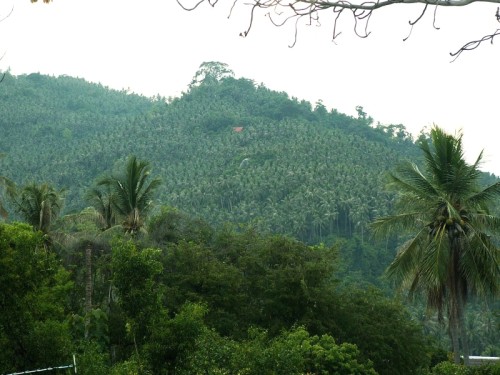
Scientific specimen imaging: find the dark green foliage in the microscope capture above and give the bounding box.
[0,222,73,373]
[466,304,500,357]
[111,240,164,345]
[0,68,422,252]
[160,239,247,336]
[0,73,153,210]
[159,227,340,337]
[1,67,497,373]
[431,361,500,375]
[0,215,444,374]
[331,288,434,375]
[75,340,110,375]
[110,221,437,373]
[143,303,209,374]
[181,325,378,374]
[229,326,378,375]
[147,205,213,246]
[189,61,235,87]
[196,110,239,132]
[336,235,396,286]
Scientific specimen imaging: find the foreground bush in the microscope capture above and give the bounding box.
[431,361,500,375]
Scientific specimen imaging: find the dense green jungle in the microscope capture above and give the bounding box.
[0,63,498,374]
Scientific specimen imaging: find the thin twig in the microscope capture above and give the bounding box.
[176,0,205,11]
[0,5,13,22]
[433,5,440,29]
[450,29,500,61]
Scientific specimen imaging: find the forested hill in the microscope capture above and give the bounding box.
[0,63,462,251]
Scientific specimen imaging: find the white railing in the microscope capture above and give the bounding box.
[4,355,77,375]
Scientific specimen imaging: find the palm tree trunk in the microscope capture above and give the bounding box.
[449,247,460,363]
[449,311,461,364]
[449,240,467,364]
[84,244,92,339]
[457,285,470,365]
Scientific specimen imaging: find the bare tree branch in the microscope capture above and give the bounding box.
[450,28,500,61]
[176,0,206,11]
[178,0,500,59]
[432,4,440,30]
[0,5,13,22]
[450,6,500,60]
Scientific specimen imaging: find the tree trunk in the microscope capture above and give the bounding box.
[449,241,468,364]
[449,243,461,364]
[449,311,461,364]
[84,244,92,339]
[457,283,470,365]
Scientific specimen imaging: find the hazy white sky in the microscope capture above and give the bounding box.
[1,0,499,174]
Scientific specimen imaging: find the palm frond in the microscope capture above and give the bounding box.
[386,227,428,285]
[14,183,65,233]
[426,285,446,319]
[468,213,500,235]
[370,211,424,239]
[419,226,450,289]
[466,182,500,210]
[389,162,438,200]
[59,207,108,231]
[461,226,500,297]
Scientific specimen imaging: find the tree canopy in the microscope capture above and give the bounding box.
[0,223,73,373]
[1,69,499,372]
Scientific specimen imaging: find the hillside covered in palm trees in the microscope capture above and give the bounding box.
[0,63,422,235]
[1,62,499,278]
[1,62,499,374]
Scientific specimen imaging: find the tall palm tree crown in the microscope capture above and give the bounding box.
[85,185,117,230]
[14,182,65,234]
[371,126,500,364]
[98,155,161,234]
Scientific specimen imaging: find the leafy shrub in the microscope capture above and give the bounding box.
[432,362,469,375]
[431,361,500,375]
[76,340,109,375]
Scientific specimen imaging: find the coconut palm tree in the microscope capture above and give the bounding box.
[13,182,65,234]
[55,206,124,340]
[371,126,500,364]
[98,155,161,234]
[85,184,117,230]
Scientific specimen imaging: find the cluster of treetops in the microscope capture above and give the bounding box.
[0,62,498,374]
[0,152,498,375]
